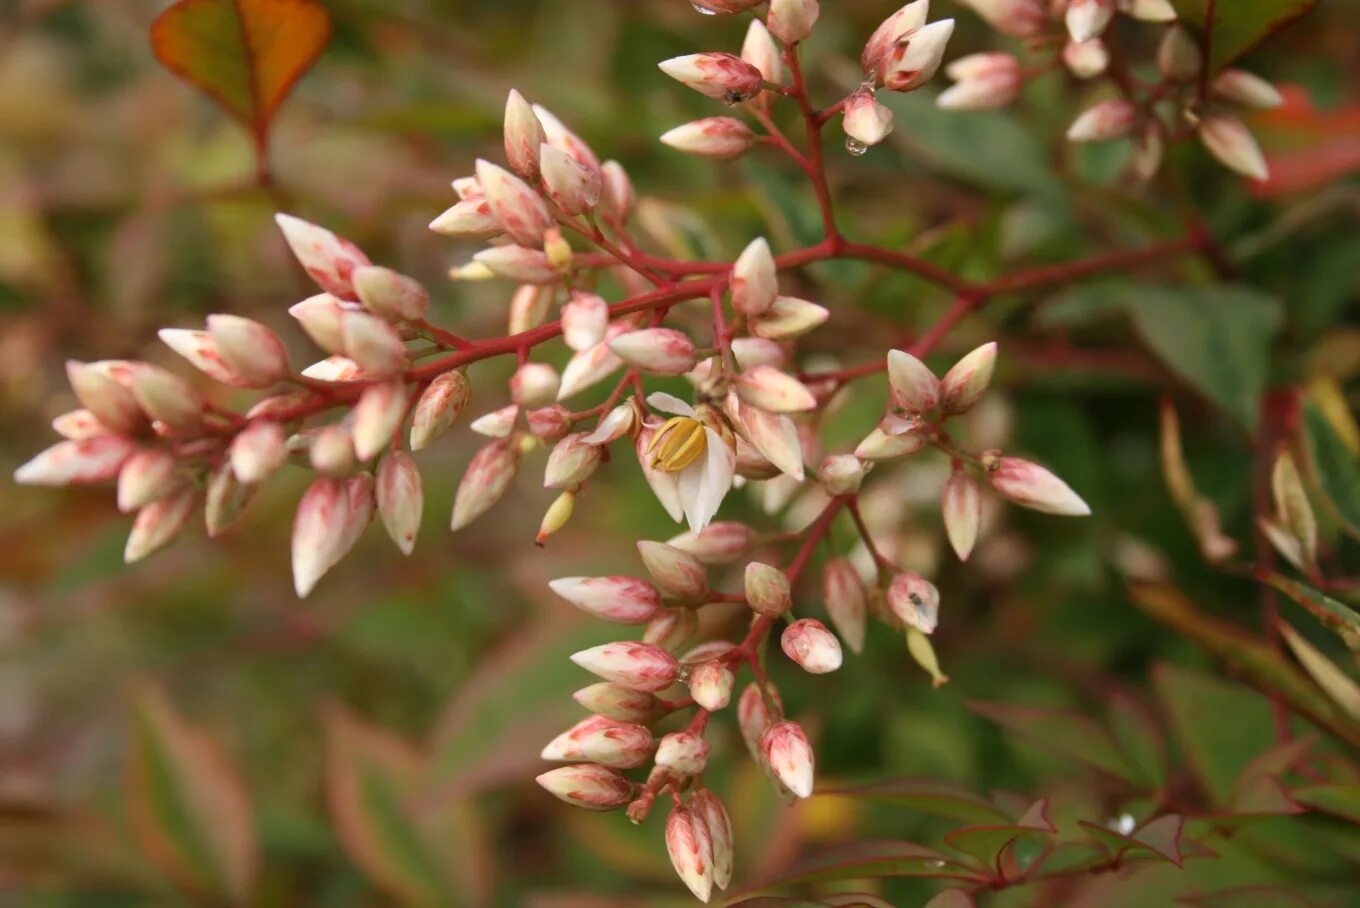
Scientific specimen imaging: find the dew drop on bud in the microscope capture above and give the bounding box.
[845,138,868,156]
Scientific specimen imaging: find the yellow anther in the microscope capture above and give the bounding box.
[647,416,708,472]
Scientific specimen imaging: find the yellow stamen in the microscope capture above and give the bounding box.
[647,416,708,472]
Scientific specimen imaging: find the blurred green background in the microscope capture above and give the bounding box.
[3,0,1360,905]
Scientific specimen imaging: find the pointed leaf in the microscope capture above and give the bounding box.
[824,777,1015,825]
[1168,0,1319,70]
[1291,783,1360,824]
[1303,401,1360,539]
[967,700,1138,783]
[742,841,981,893]
[1261,572,1360,649]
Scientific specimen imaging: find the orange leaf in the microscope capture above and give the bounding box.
[150,0,331,149]
[1251,85,1360,198]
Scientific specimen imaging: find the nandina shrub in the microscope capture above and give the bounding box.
[8,0,1360,904]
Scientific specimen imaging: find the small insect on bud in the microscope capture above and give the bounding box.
[660,117,756,160]
[657,53,764,105]
[230,420,286,484]
[1066,99,1136,142]
[841,89,895,147]
[738,682,782,761]
[577,723,654,769]
[511,362,561,408]
[942,471,982,561]
[376,451,423,555]
[881,18,955,92]
[1212,69,1284,109]
[450,440,519,531]
[206,315,289,388]
[666,804,716,903]
[504,89,546,180]
[536,764,633,811]
[117,448,179,513]
[689,660,736,711]
[940,341,997,414]
[1066,0,1114,43]
[609,329,698,376]
[745,561,792,617]
[982,452,1091,516]
[668,521,754,564]
[274,213,371,301]
[550,576,662,625]
[1198,115,1269,181]
[573,683,657,723]
[341,310,408,376]
[409,371,470,451]
[761,720,815,798]
[938,52,1022,110]
[352,266,430,323]
[125,486,197,564]
[887,571,941,634]
[656,731,711,777]
[540,144,601,217]
[131,366,203,430]
[767,0,820,44]
[735,366,816,413]
[691,790,734,891]
[781,618,843,674]
[822,558,867,654]
[907,626,949,686]
[352,380,408,462]
[637,541,708,599]
[474,159,554,247]
[571,642,681,692]
[818,454,866,496]
[1062,38,1108,79]
[544,433,602,489]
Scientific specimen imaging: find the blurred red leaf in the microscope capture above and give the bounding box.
[1252,86,1360,198]
[943,799,1055,875]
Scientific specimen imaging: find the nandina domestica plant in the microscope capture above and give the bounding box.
[11,0,1360,904]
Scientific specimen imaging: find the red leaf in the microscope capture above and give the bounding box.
[1252,86,1360,198]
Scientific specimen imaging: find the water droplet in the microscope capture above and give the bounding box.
[925,859,946,869]
[692,2,718,13]
[845,138,868,156]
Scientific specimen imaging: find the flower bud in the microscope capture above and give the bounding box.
[308,424,354,475]
[471,404,518,439]
[728,399,805,480]
[472,245,557,284]
[525,405,569,442]
[474,159,554,247]
[341,310,408,376]
[544,433,602,489]
[541,715,619,761]
[352,380,408,462]
[742,20,783,105]
[887,571,940,634]
[561,291,608,352]
[573,683,658,723]
[731,237,777,317]
[814,453,863,496]
[689,660,735,711]
[841,89,894,147]
[274,213,371,301]
[854,425,926,461]
[1157,25,1201,82]
[508,284,554,334]
[643,608,698,650]
[511,362,561,408]
[907,626,949,686]
[1062,38,1108,79]
[658,53,763,104]
[450,439,519,530]
[559,325,627,400]
[504,89,546,180]
[781,618,843,673]
[735,366,816,413]
[230,420,286,484]
[692,0,762,11]
[536,764,633,811]
[1122,0,1176,20]
[352,266,430,323]
[738,683,781,759]
[656,732,710,776]
[761,720,814,798]
[1272,451,1317,567]
[745,561,792,617]
[599,160,634,224]
[822,558,866,654]
[1067,99,1135,142]
[571,641,681,692]
[206,315,288,388]
[540,144,601,217]
[117,448,179,513]
[536,489,576,544]
[125,486,196,564]
[751,296,830,341]
[886,349,940,413]
[158,329,245,386]
[534,104,603,184]
[1129,122,1165,183]
[409,371,470,450]
[959,0,1046,38]
[767,0,819,44]
[52,409,104,440]
[881,18,955,92]
[66,361,145,434]
[1066,0,1113,42]
[205,461,255,538]
[691,790,734,891]
[938,52,1022,110]
[862,1,927,76]
[1212,69,1283,109]
[582,401,638,446]
[429,197,498,237]
[942,471,982,560]
[940,341,996,414]
[983,452,1091,516]
[337,473,375,563]
[1199,114,1269,181]
[128,367,202,430]
[549,576,662,624]
[376,451,423,555]
[660,117,755,160]
[577,723,654,769]
[291,477,349,597]
[665,805,715,903]
[731,338,787,371]
[637,541,708,599]
[609,328,698,376]
[288,293,348,353]
[667,521,754,564]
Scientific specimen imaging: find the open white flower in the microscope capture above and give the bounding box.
[640,393,737,532]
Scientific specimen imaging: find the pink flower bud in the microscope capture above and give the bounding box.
[761,720,814,798]
[291,477,349,595]
[130,367,203,429]
[504,89,546,180]
[738,683,781,761]
[751,295,830,341]
[541,714,620,761]
[660,117,755,160]
[1199,114,1269,181]
[206,315,288,388]
[940,341,997,414]
[658,53,763,104]
[289,293,348,354]
[429,197,498,237]
[230,420,286,484]
[65,360,145,435]
[337,472,375,564]
[536,764,633,811]
[767,0,820,44]
[886,349,941,413]
[822,557,866,654]
[527,405,572,442]
[887,571,940,634]
[472,245,558,284]
[854,425,926,461]
[742,20,783,105]
[1157,25,1201,83]
[938,52,1022,110]
[842,89,895,147]
[736,366,816,413]
[341,310,408,376]
[274,213,371,301]
[471,404,518,439]
[689,660,735,711]
[667,521,754,564]
[781,618,843,674]
[559,324,627,400]
[731,337,786,370]
[1067,0,1113,41]
[117,448,179,513]
[352,380,407,462]
[609,328,698,376]
[881,18,955,92]
[862,0,926,77]
[1067,99,1135,142]
[1212,69,1283,109]
[539,146,600,219]
[727,398,805,480]
[578,723,654,769]
[52,409,106,440]
[409,371,470,451]
[818,454,865,495]
[582,401,638,446]
[549,576,662,624]
[656,731,710,776]
[731,237,777,316]
[309,424,354,475]
[511,362,561,407]
[666,804,715,903]
[534,105,603,184]
[599,160,634,224]
[1062,38,1108,79]
[644,608,698,650]
[984,453,1091,516]
[205,461,255,538]
[573,683,658,723]
[637,541,708,599]
[959,0,1047,39]
[158,329,245,386]
[508,284,554,334]
[691,790,734,891]
[745,561,792,617]
[562,292,608,352]
[474,159,554,247]
[450,440,519,530]
[942,471,982,560]
[375,451,423,555]
[544,433,602,489]
[681,641,738,665]
[352,266,430,323]
[124,486,196,564]
[570,641,680,691]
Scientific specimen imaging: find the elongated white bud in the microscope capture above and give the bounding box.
[600,160,634,224]
[570,641,680,691]
[66,361,144,435]
[274,213,371,301]
[822,558,866,654]
[781,618,843,674]
[130,367,203,429]
[353,265,429,323]
[745,561,792,617]
[938,52,1022,110]
[661,117,755,160]
[667,521,754,564]
[578,723,654,769]
[308,424,354,476]
[1157,25,1202,83]
[289,293,348,353]
[508,284,554,334]
[738,683,781,761]
[511,362,561,408]
[1066,0,1113,42]
[637,541,708,599]
[731,238,777,317]
[205,461,255,538]
[450,440,519,530]
[610,329,698,375]
[767,0,820,43]
[658,53,763,103]
[409,371,470,450]
[1272,451,1317,567]
[1067,99,1135,142]
[689,660,735,711]
[656,731,710,776]
[1212,69,1283,109]
[818,454,865,495]
[562,292,608,352]
[536,764,633,810]
[230,420,286,484]
[882,18,955,92]
[549,576,661,624]
[352,380,407,462]
[887,349,941,412]
[429,196,498,237]
[540,143,601,216]
[471,404,518,439]
[959,0,1046,38]
[728,398,805,480]
[1199,115,1269,181]
[559,325,626,400]
[207,315,288,388]
[117,448,179,513]
[751,296,829,340]
[842,89,895,146]
[862,0,930,76]
[983,452,1091,516]
[341,310,408,376]
[940,341,997,414]
[472,245,557,284]
[582,401,638,446]
[735,366,816,413]
[292,477,348,598]
[742,19,783,104]
[125,486,196,564]
[573,683,658,723]
[761,720,814,798]
[544,433,602,489]
[375,451,423,555]
[534,104,603,184]
[504,89,545,180]
[666,805,715,903]
[942,471,982,560]
[474,159,554,246]
[691,790,734,891]
[887,571,941,633]
[158,329,246,386]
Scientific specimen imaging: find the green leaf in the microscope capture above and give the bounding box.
[741,841,981,892]
[924,892,977,908]
[1079,814,1187,866]
[1108,692,1169,790]
[967,700,1139,784]
[1303,401,1360,537]
[1291,784,1360,823]
[1124,285,1283,430]
[943,800,1055,871]
[1168,0,1319,70]
[824,777,1015,825]
[1261,573,1360,649]
[1178,886,1318,908]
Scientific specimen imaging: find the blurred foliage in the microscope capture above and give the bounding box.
[2,0,1360,906]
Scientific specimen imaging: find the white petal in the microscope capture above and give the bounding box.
[678,430,735,531]
[647,392,696,418]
